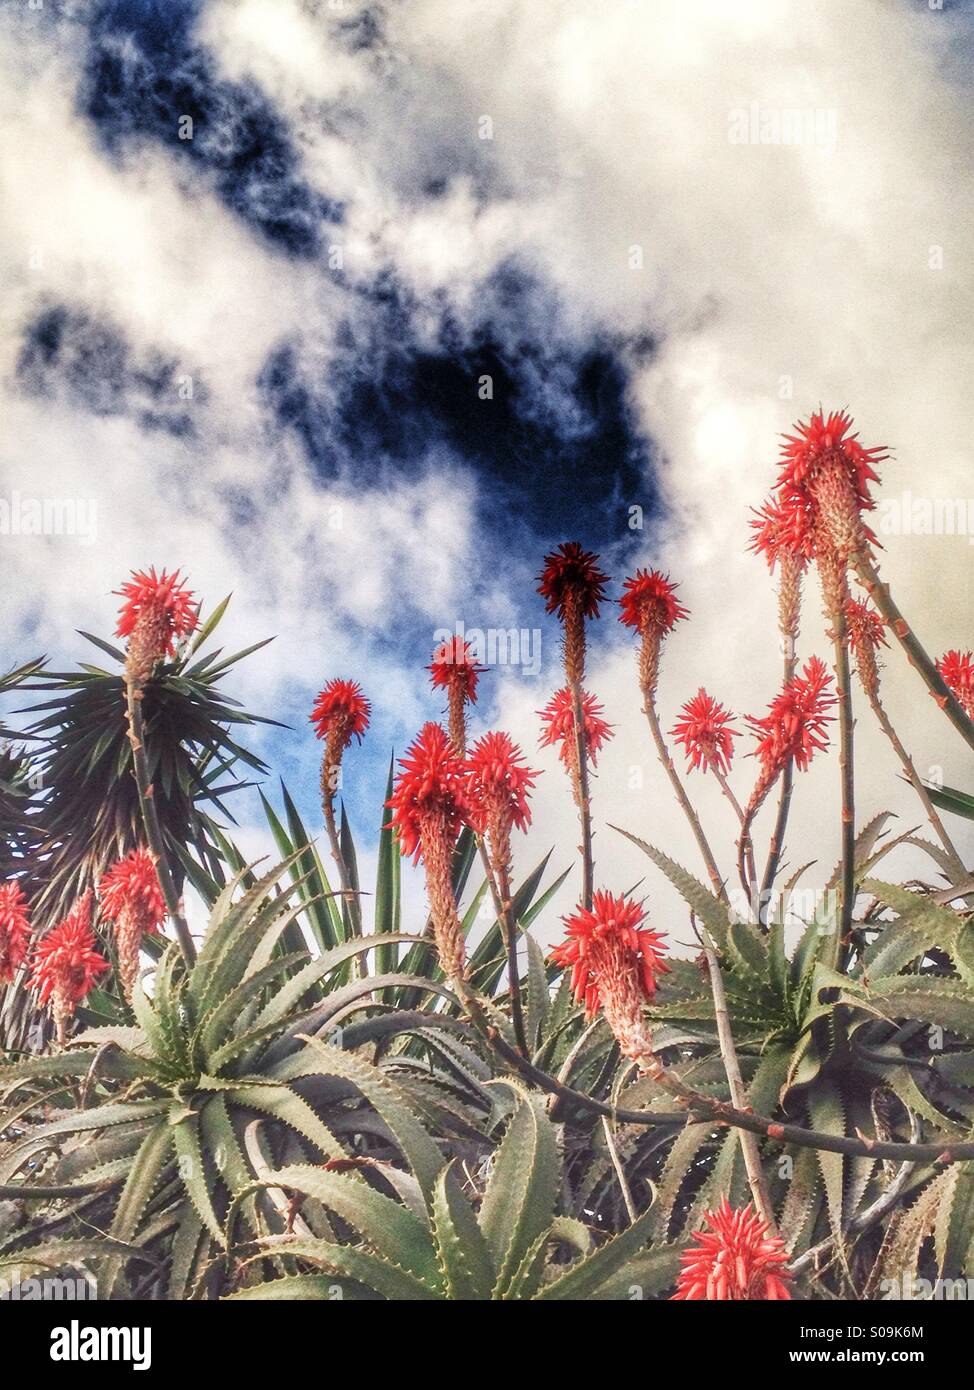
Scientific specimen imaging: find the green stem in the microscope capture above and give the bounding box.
[855,551,974,754]
[831,611,855,971]
[568,679,594,911]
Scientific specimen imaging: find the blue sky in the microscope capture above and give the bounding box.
[2,0,972,939]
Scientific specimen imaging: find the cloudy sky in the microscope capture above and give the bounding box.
[2,0,973,947]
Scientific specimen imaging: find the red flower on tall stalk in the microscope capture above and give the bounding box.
[672,1199,792,1301]
[465,732,537,870]
[98,849,167,1002]
[749,496,807,640]
[538,688,613,770]
[310,679,371,809]
[551,891,668,1066]
[0,881,31,985]
[671,689,739,775]
[310,679,371,746]
[29,891,109,1043]
[775,409,886,569]
[846,598,887,701]
[428,639,485,751]
[618,569,688,698]
[115,568,197,684]
[538,542,608,685]
[387,722,471,979]
[746,655,835,781]
[537,542,608,621]
[937,650,974,720]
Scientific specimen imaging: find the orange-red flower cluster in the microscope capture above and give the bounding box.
[773,408,886,562]
[937,650,974,720]
[672,1199,792,1301]
[428,638,485,703]
[310,679,371,748]
[746,655,835,779]
[538,687,613,768]
[0,882,31,985]
[618,568,688,634]
[99,849,167,1001]
[551,892,668,1066]
[29,891,109,1038]
[537,542,608,621]
[465,731,536,845]
[671,689,739,776]
[115,568,197,682]
[388,722,470,866]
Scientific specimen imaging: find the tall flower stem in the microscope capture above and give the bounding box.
[758,648,798,925]
[699,928,776,1230]
[867,697,966,877]
[643,698,726,902]
[123,681,196,967]
[713,767,755,903]
[477,840,528,1056]
[856,552,974,753]
[830,610,856,971]
[568,679,595,912]
[321,797,363,939]
[601,1115,638,1224]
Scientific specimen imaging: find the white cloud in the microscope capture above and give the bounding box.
[1,0,971,956]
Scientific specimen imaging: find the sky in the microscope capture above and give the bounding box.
[1,0,973,948]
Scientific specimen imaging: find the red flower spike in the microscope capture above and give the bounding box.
[99,849,167,1002]
[672,1199,792,1301]
[310,679,371,747]
[775,409,887,565]
[671,689,740,776]
[937,650,974,720]
[746,655,836,779]
[618,569,688,634]
[537,542,608,621]
[388,722,471,865]
[428,639,485,751]
[618,569,688,698]
[115,568,197,683]
[538,687,613,769]
[551,891,668,1065]
[428,638,485,703]
[0,882,31,986]
[846,598,886,701]
[387,722,472,979]
[465,731,537,848]
[29,891,109,1041]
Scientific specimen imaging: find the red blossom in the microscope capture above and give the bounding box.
[551,891,668,1018]
[29,891,109,1020]
[464,732,537,840]
[618,569,688,633]
[387,722,471,864]
[937,650,974,718]
[671,689,739,775]
[99,849,166,935]
[428,638,485,703]
[538,687,613,768]
[115,568,197,656]
[537,542,608,620]
[672,1199,792,1301]
[749,495,810,569]
[773,409,886,564]
[746,655,835,778]
[310,679,371,747]
[0,881,31,985]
